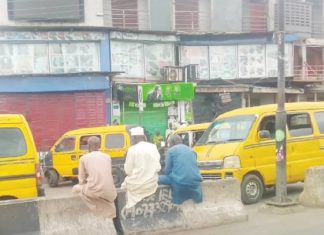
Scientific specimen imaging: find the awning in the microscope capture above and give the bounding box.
[0,73,111,92]
[196,85,304,94]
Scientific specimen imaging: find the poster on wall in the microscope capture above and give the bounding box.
[266,44,293,77]
[238,44,265,78]
[209,46,238,80]
[180,46,209,79]
[49,43,100,73]
[111,41,144,77]
[144,43,174,80]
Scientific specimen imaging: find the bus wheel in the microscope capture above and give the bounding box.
[46,169,59,188]
[241,174,264,204]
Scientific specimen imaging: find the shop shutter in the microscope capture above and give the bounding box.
[0,92,106,151]
[123,108,168,141]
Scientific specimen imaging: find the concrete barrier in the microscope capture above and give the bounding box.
[299,166,324,207]
[1,179,246,235]
[0,199,40,235]
[115,179,248,235]
[0,197,117,235]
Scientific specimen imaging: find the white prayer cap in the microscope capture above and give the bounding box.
[130,127,144,136]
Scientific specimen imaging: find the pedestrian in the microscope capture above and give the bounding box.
[153,130,164,148]
[165,122,174,139]
[72,136,117,218]
[121,127,161,208]
[158,134,203,205]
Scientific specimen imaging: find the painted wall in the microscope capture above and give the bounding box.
[0,0,104,27]
[149,0,172,31]
[212,0,242,33]
[199,0,211,32]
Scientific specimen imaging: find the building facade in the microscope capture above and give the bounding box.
[2,0,324,147]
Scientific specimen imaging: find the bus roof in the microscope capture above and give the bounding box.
[0,114,25,124]
[64,125,129,136]
[217,102,324,119]
[174,122,211,133]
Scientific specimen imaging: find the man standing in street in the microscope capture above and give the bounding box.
[153,130,164,149]
[121,127,161,208]
[159,134,203,205]
[72,136,117,218]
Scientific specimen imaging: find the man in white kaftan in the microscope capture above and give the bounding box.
[121,127,161,208]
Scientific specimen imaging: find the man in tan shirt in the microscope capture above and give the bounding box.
[72,136,117,218]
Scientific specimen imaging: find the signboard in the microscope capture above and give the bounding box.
[238,45,266,78]
[144,43,175,80]
[141,83,194,102]
[210,46,238,80]
[119,83,195,102]
[180,46,209,79]
[266,44,293,77]
[110,41,144,77]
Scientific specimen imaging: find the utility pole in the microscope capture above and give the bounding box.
[274,0,288,204]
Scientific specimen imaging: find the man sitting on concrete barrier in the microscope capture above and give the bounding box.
[121,127,161,208]
[72,136,117,218]
[158,134,203,205]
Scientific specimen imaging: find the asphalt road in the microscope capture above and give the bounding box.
[45,182,324,235]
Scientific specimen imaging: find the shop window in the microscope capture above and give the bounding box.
[56,137,75,152]
[80,135,101,150]
[287,113,313,137]
[106,134,125,149]
[314,112,324,134]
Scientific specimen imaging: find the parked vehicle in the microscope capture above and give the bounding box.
[0,114,44,200]
[44,125,137,187]
[170,123,210,147]
[194,102,324,204]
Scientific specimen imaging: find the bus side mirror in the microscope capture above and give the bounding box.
[259,130,271,140]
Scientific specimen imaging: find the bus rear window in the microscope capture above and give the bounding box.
[0,128,27,157]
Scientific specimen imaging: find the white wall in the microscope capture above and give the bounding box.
[199,0,211,32]
[0,0,104,27]
[138,0,149,30]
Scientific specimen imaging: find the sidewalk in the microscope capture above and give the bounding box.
[171,183,324,235]
[171,205,324,235]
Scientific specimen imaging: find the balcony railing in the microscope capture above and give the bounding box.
[101,9,150,30]
[101,9,269,33]
[294,65,324,82]
[242,15,268,33]
[174,10,210,32]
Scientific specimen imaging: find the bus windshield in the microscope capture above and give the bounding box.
[196,115,256,145]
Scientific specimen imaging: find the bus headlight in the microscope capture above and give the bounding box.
[223,156,241,169]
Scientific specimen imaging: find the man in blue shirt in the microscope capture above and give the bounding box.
[158,134,203,205]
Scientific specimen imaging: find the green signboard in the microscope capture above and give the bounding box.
[141,83,194,102]
[118,83,195,102]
